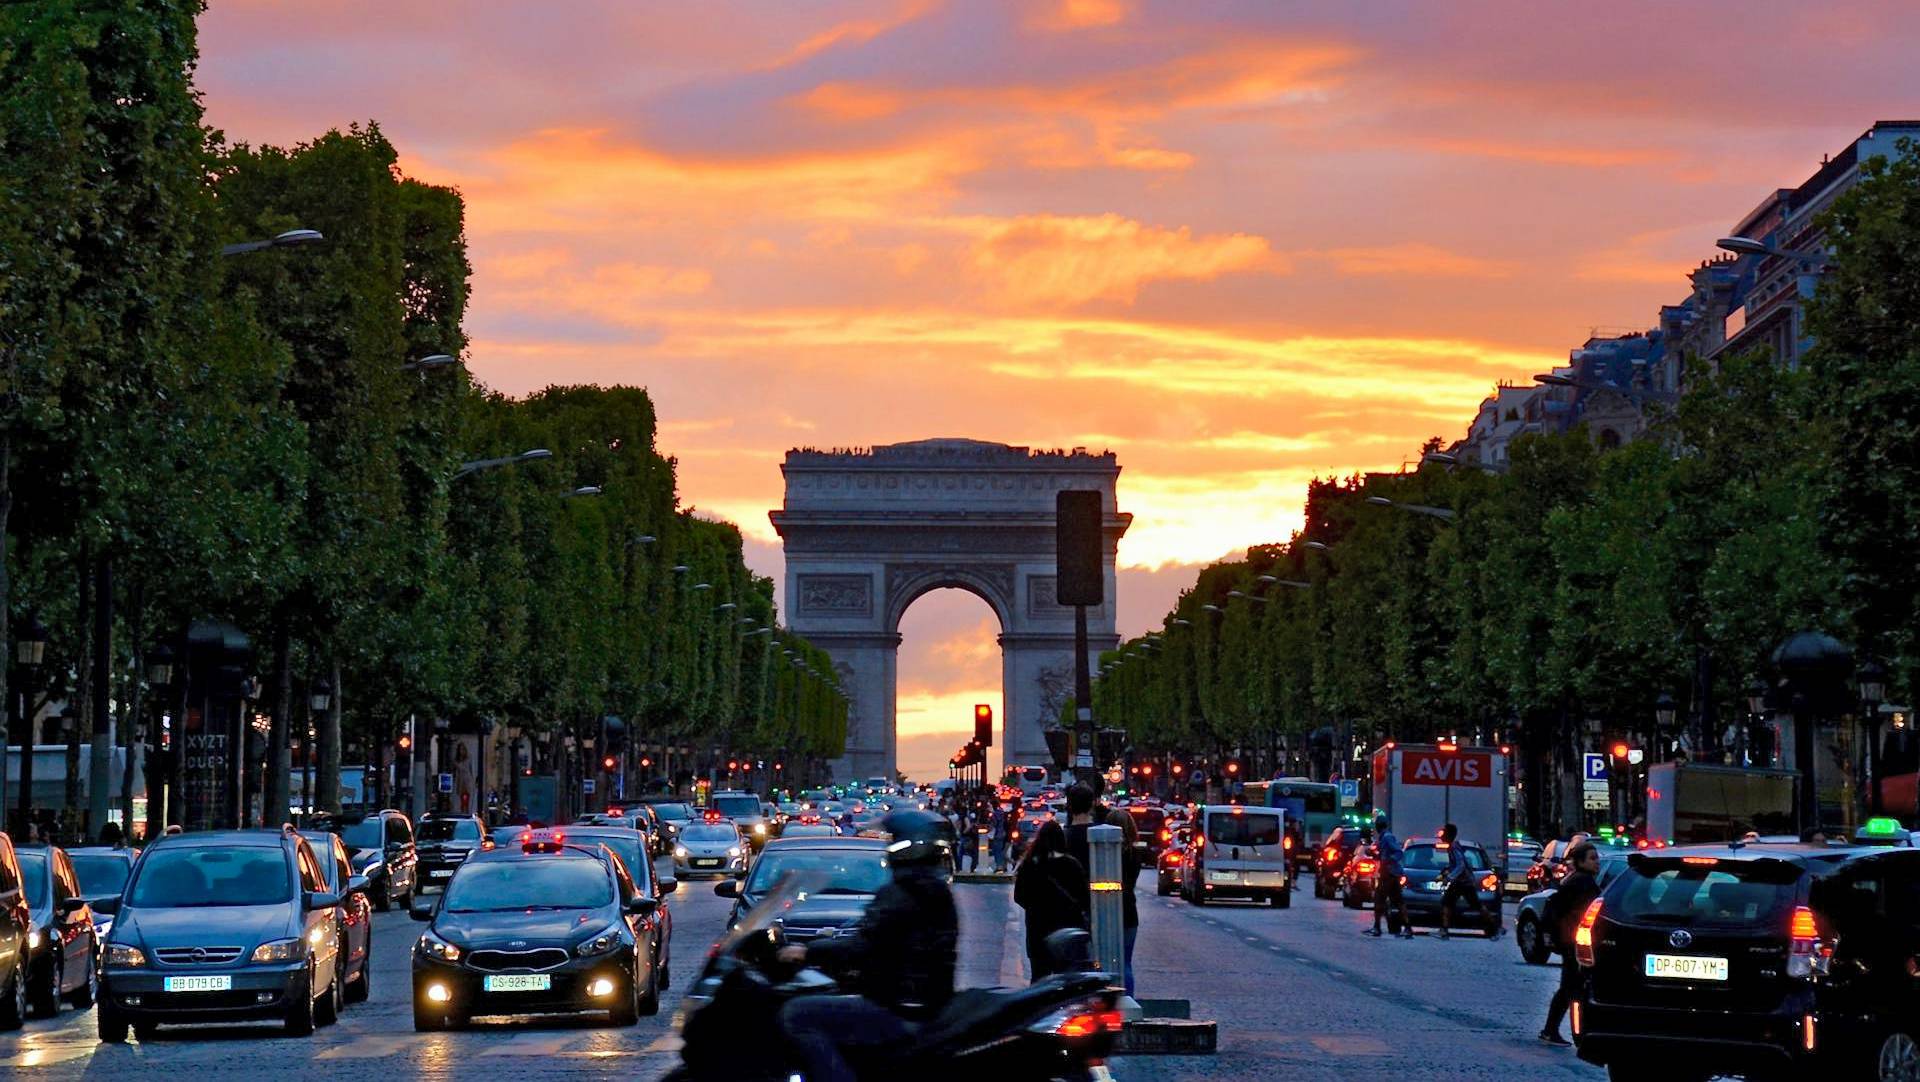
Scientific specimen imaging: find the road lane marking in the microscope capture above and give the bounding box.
[480,1033,578,1056]
[317,1035,413,1059]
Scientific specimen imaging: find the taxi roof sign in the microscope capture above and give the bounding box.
[1861,816,1905,837]
[521,829,566,853]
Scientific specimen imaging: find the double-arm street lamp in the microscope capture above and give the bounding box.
[1716,235,1830,268]
[453,448,552,479]
[1422,451,1507,474]
[1364,495,1456,521]
[220,228,326,257]
[401,354,459,373]
[1534,372,1679,405]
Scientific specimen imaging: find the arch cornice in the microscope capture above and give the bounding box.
[883,563,1016,633]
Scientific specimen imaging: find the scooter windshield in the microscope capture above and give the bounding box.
[713,870,831,956]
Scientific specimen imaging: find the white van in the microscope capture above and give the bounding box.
[1181,804,1291,908]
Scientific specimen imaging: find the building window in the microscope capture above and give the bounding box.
[1598,428,1622,450]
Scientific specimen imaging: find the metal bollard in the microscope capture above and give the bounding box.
[1088,824,1140,1017]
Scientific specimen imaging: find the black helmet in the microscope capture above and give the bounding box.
[882,808,950,867]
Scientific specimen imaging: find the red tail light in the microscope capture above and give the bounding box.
[1479,873,1499,892]
[1574,897,1603,966]
[1166,853,1182,866]
[1787,905,1827,978]
[1323,847,1338,863]
[1354,859,1377,875]
[1283,836,1294,851]
[1056,1009,1126,1038]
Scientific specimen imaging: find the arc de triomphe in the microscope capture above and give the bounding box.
[770,440,1129,781]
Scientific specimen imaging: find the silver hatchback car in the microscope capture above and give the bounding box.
[673,819,747,879]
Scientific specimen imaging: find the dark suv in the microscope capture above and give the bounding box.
[334,809,416,912]
[14,844,99,1017]
[411,829,660,1029]
[411,813,487,917]
[94,828,357,1040]
[1574,843,1919,1081]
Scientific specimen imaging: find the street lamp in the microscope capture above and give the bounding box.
[1304,541,1330,552]
[1201,604,1223,614]
[401,354,458,372]
[220,228,326,256]
[6,613,50,825]
[561,485,603,499]
[1364,495,1457,521]
[1654,691,1677,761]
[15,613,47,667]
[1859,657,1890,815]
[1170,618,1191,627]
[628,534,657,547]
[692,582,713,592]
[1422,451,1506,474]
[1716,236,1829,267]
[1225,590,1268,605]
[454,448,553,479]
[671,565,690,575]
[1534,372,1678,404]
[1858,658,1889,710]
[145,643,176,688]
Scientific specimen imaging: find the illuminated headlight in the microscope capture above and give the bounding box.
[426,982,452,1003]
[752,823,767,835]
[727,847,743,858]
[251,938,304,963]
[103,943,147,967]
[674,846,689,858]
[26,927,42,950]
[416,931,463,962]
[575,927,622,957]
[587,976,616,998]
[307,926,328,946]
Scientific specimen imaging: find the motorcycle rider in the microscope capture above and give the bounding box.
[776,808,960,1082]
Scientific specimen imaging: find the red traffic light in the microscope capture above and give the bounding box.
[397,734,412,751]
[639,757,652,768]
[1225,762,1240,775]
[728,759,739,771]
[1611,742,1630,760]
[601,755,617,770]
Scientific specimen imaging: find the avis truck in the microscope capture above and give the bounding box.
[1370,743,1510,876]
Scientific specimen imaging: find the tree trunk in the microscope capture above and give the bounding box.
[0,429,12,828]
[66,551,90,837]
[122,583,144,838]
[318,656,342,814]
[265,614,292,824]
[87,555,113,842]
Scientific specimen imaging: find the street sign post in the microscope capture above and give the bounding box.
[1337,779,1359,807]
[436,772,453,794]
[1583,752,1610,812]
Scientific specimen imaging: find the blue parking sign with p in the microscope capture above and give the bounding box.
[1584,753,1609,782]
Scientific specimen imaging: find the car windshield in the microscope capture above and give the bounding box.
[1403,844,1490,871]
[683,823,737,843]
[339,819,384,850]
[1206,812,1282,847]
[571,834,650,889]
[17,851,49,904]
[129,847,292,907]
[712,795,761,817]
[70,853,131,896]
[1612,861,1798,927]
[652,803,693,822]
[746,849,889,897]
[443,860,613,911]
[419,819,481,843]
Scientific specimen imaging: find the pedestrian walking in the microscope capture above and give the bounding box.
[1366,812,1411,938]
[1539,840,1601,1045]
[1013,820,1088,980]
[1436,823,1502,939]
[988,802,1010,874]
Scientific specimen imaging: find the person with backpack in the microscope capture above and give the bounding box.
[1364,813,1412,938]
[1014,820,1090,980]
[1539,841,1600,1045]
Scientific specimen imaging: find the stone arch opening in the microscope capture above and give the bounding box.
[894,588,1006,781]
[771,439,1129,781]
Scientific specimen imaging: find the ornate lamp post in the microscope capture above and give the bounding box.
[1857,658,1888,815]
[1654,691,1678,762]
[7,613,49,832]
[305,677,332,821]
[1772,631,1853,839]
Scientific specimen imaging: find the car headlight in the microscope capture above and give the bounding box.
[103,943,147,968]
[752,823,767,835]
[674,846,688,858]
[727,847,742,858]
[251,937,304,964]
[575,926,623,957]
[416,930,462,962]
[26,927,42,950]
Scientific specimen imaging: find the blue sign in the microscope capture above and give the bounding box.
[1584,753,1609,782]
[1338,779,1360,806]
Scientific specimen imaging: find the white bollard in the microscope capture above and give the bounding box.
[1088,824,1141,1019]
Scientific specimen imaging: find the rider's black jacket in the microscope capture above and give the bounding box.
[806,864,958,1020]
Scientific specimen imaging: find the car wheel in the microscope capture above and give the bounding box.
[283,968,316,1037]
[1879,1031,1920,1082]
[316,965,342,1027]
[28,952,60,1018]
[346,945,371,1004]
[71,949,98,1008]
[637,964,661,1018]
[372,877,392,912]
[97,1001,129,1043]
[1517,915,1552,964]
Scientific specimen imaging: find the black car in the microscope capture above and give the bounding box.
[14,844,99,1017]
[1390,841,1502,935]
[1574,843,1920,1082]
[67,846,136,943]
[1313,825,1371,900]
[0,833,36,1029]
[563,826,676,993]
[334,809,417,912]
[95,828,358,1041]
[645,800,696,855]
[410,828,661,1029]
[716,837,891,944]
[299,831,375,1005]
[411,813,487,917]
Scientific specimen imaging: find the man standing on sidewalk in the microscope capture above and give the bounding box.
[1366,812,1412,938]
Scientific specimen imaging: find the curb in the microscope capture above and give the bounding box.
[954,872,1013,884]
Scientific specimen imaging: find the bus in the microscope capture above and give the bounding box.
[1002,764,1053,797]
[1241,778,1341,867]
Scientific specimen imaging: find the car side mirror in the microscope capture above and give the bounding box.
[58,896,90,916]
[627,896,659,917]
[345,875,371,896]
[713,880,739,898]
[409,900,436,922]
[90,895,121,916]
[306,891,342,911]
[655,876,677,894]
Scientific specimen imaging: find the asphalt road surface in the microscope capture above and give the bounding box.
[0,874,1604,1080]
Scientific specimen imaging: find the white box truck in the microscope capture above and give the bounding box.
[1370,743,1510,875]
[1644,762,1798,845]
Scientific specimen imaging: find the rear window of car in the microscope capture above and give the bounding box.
[1611,860,1799,928]
[652,803,694,822]
[419,819,481,842]
[1128,807,1167,832]
[1403,844,1489,871]
[1206,811,1281,847]
[713,795,761,817]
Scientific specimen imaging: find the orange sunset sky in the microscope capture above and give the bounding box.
[197,1,1920,779]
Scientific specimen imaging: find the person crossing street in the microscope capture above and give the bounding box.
[1539,841,1601,1045]
[1365,813,1412,938]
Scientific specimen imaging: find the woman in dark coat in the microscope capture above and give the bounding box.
[1013,820,1089,980]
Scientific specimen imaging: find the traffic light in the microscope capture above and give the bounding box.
[602,754,617,771]
[974,704,994,747]
[1611,742,1631,761]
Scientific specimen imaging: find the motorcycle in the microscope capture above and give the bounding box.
[666,874,1120,1082]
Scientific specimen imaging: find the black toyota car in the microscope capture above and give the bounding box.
[410,813,487,917]
[411,829,661,1029]
[1573,843,1920,1081]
